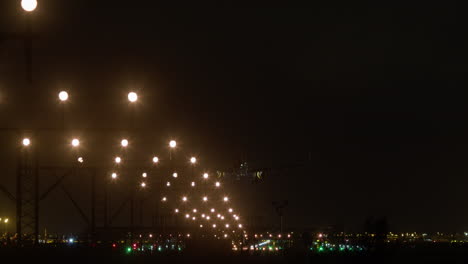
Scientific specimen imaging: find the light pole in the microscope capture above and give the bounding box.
[127,92,137,237]
[169,140,176,160]
[17,0,38,246]
[190,157,196,178]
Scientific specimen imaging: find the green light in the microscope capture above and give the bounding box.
[126,247,132,253]
[318,247,324,252]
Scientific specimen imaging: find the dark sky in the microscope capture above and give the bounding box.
[1,1,468,233]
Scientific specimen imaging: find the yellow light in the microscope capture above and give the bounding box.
[169,140,176,148]
[115,157,121,164]
[203,196,208,202]
[226,224,230,228]
[211,208,215,213]
[162,197,167,202]
[238,224,243,228]
[217,214,221,218]
[77,157,84,163]
[121,139,128,147]
[141,182,146,188]
[166,182,171,187]
[128,92,138,102]
[172,172,178,178]
[152,156,159,163]
[4,218,8,223]
[142,172,147,178]
[71,138,80,147]
[192,217,196,221]
[185,214,190,218]
[191,182,195,187]
[21,0,37,12]
[182,196,187,202]
[58,91,69,101]
[206,216,211,220]
[22,138,31,146]
[212,224,217,228]
[228,208,233,213]
[223,196,229,202]
[111,173,117,179]
[193,209,197,213]
[203,173,209,179]
[174,209,179,213]
[221,216,225,220]
[190,157,196,164]
[215,182,220,187]
[200,224,203,228]
[201,214,206,218]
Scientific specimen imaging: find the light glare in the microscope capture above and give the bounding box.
[21,0,37,12]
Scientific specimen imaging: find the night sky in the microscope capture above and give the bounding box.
[1,2,468,233]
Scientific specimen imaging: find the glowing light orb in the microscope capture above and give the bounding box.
[115,157,121,164]
[128,92,138,102]
[111,173,117,179]
[21,0,37,12]
[173,172,178,178]
[71,138,80,147]
[58,91,68,101]
[141,182,146,188]
[169,140,176,148]
[152,156,159,163]
[215,182,220,187]
[121,139,128,147]
[22,138,31,146]
[203,173,209,179]
[190,157,196,164]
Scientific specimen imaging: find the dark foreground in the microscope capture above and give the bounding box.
[2,244,468,263]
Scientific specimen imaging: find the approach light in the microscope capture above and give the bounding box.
[58,91,69,101]
[141,182,146,188]
[22,138,31,146]
[223,196,229,202]
[173,172,178,178]
[71,138,80,147]
[152,156,159,163]
[169,140,176,148]
[121,139,128,147]
[128,92,138,102]
[215,182,220,187]
[21,0,37,12]
[203,173,209,179]
[111,173,117,179]
[182,196,187,202]
[190,157,196,164]
[115,157,121,164]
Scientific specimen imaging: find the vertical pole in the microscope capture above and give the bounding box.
[16,149,23,245]
[130,192,134,237]
[91,169,96,243]
[34,148,39,245]
[104,181,108,228]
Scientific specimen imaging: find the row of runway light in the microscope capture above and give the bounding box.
[17,89,244,233]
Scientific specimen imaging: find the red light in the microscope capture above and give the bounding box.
[112,243,117,248]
